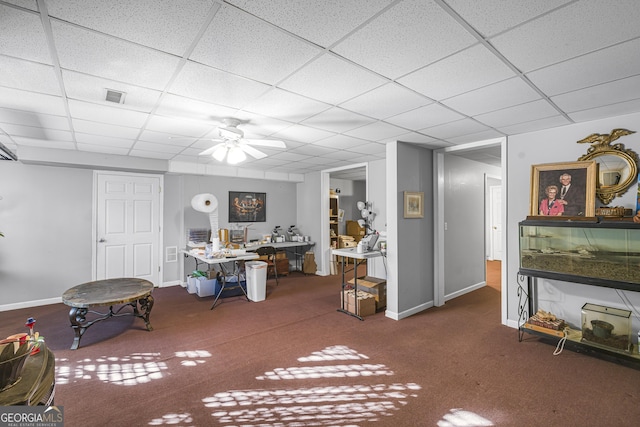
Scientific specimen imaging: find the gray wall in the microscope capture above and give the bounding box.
[444,155,501,297]
[0,162,93,307]
[394,142,434,315]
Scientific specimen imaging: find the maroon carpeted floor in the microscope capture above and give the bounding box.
[2,270,640,426]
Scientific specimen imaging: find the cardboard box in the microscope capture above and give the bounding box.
[341,290,376,317]
[348,276,386,310]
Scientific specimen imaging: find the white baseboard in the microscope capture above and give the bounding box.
[0,297,62,312]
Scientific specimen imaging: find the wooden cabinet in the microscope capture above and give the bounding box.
[329,195,339,248]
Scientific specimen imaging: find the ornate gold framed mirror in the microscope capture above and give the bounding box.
[577,129,637,205]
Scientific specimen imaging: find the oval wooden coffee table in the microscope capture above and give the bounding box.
[62,278,154,350]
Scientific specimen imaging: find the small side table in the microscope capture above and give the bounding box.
[331,248,382,320]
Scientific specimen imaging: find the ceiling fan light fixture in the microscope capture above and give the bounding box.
[212,145,228,162]
[227,146,247,164]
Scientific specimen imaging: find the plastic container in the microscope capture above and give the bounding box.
[245,261,267,302]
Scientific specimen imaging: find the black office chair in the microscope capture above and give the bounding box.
[256,246,279,285]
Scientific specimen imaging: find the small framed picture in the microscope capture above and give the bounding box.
[404,191,424,218]
[530,161,596,218]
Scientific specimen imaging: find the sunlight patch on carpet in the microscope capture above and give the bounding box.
[55,353,167,386]
[148,412,193,425]
[298,345,369,362]
[438,408,494,426]
[175,349,212,366]
[197,345,422,425]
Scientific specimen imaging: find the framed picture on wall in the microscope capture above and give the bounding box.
[529,161,596,218]
[404,191,424,218]
[229,191,266,222]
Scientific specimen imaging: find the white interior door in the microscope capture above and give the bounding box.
[489,185,502,261]
[95,172,161,284]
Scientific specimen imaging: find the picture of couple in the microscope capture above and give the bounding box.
[530,161,597,218]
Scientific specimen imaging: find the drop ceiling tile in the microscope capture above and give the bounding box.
[269,151,313,162]
[347,142,386,155]
[320,150,364,161]
[0,87,66,116]
[442,77,540,117]
[68,100,149,128]
[130,149,176,160]
[301,107,375,133]
[226,0,393,47]
[137,129,195,147]
[398,44,516,101]
[62,70,162,113]
[0,57,60,96]
[474,99,559,128]
[5,1,38,11]
[46,0,216,56]
[0,108,69,130]
[445,0,572,38]
[490,0,640,72]
[191,5,321,85]
[333,0,476,79]
[345,122,407,141]
[77,143,130,155]
[340,83,431,120]
[75,132,134,148]
[71,118,140,139]
[0,5,52,64]
[170,61,271,108]
[300,156,341,166]
[497,115,571,135]
[279,54,387,105]
[288,144,335,157]
[568,98,640,123]
[155,94,241,122]
[231,115,294,138]
[242,88,331,123]
[446,129,504,145]
[145,114,214,138]
[391,132,437,144]
[385,103,465,130]
[0,123,72,141]
[551,74,640,113]
[12,136,75,149]
[272,124,335,143]
[527,38,640,96]
[132,140,184,154]
[312,134,370,150]
[421,118,491,140]
[51,21,180,90]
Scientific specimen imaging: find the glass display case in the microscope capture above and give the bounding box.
[519,219,640,290]
[581,303,632,353]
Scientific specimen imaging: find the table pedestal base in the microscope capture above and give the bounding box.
[68,295,154,350]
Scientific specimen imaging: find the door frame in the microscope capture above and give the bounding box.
[319,163,369,276]
[91,170,164,285]
[434,137,507,323]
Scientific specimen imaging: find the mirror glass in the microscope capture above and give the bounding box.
[579,150,637,205]
[597,154,630,188]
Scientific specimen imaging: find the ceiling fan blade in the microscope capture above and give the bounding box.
[199,143,225,156]
[242,139,286,149]
[240,144,268,160]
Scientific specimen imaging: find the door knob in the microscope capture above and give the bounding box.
[99,238,106,243]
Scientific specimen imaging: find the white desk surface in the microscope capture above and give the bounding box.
[182,250,259,265]
[332,247,383,260]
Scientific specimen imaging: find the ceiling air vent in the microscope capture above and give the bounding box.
[104,89,126,104]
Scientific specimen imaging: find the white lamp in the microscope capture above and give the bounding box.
[227,146,247,164]
[212,145,228,162]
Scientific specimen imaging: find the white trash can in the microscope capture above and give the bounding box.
[246,261,268,302]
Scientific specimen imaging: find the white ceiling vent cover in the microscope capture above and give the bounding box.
[104,89,126,104]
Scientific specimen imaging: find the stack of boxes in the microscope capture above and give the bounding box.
[344,276,387,317]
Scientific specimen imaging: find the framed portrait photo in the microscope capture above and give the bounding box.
[404,191,424,218]
[530,161,596,218]
[229,191,266,222]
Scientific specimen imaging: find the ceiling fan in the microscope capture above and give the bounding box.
[199,118,286,164]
